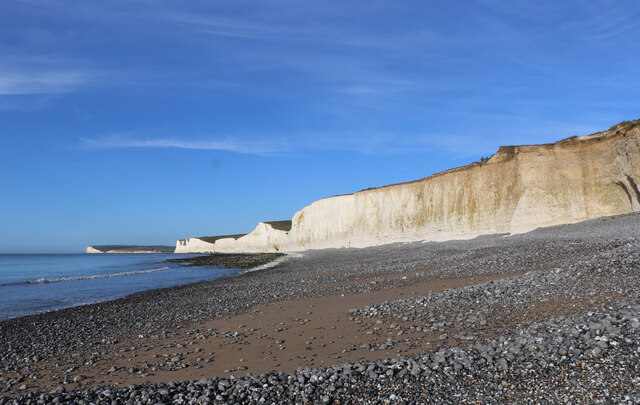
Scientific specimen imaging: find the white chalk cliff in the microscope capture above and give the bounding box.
[177,121,640,253]
[174,238,216,254]
[175,222,290,254]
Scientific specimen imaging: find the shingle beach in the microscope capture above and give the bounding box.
[2,213,640,404]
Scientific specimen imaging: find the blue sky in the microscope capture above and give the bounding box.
[1,0,639,253]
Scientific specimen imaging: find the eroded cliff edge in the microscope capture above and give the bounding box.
[179,120,640,253]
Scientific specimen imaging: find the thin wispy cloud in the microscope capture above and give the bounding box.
[340,86,379,95]
[0,70,89,95]
[78,130,505,159]
[30,3,451,88]
[168,11,442,52]
[78,134,285,155]
[168,14,301,41]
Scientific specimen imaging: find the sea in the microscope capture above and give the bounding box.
[0,254,244,321]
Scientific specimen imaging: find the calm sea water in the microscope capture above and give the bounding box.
[0,254,243,321]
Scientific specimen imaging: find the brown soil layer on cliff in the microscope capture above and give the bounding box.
[334,120,640,199]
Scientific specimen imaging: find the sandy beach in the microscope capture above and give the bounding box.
[2,212,640,403]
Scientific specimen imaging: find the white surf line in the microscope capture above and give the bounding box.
[247,252,304,273]
[26,266,171,284]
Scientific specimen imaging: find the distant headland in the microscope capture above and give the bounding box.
[86,245,175,254]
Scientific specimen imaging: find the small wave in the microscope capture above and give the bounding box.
[1,266,170,287]
[245,253,302,273]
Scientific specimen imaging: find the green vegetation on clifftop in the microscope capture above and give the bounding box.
[264,220,292,232]
[198,235,246,244]
[611,118,640,130]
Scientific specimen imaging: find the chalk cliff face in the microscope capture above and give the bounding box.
[217,222,289,253]
[175,222,290,254]
[175,238,216,254]
[86,246,104,254]
[175,122,640,253]
[289,123,640,250]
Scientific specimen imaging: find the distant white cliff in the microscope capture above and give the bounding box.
[175,222,290,253]
[86,245,175,254]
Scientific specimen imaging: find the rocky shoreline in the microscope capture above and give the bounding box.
[164,253,285,269]
[1,212,640,403]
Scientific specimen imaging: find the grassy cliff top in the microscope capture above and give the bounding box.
[196,221,292,243]
[264,220,292,232]
[610,118,640,131]
[198,234,246,244]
